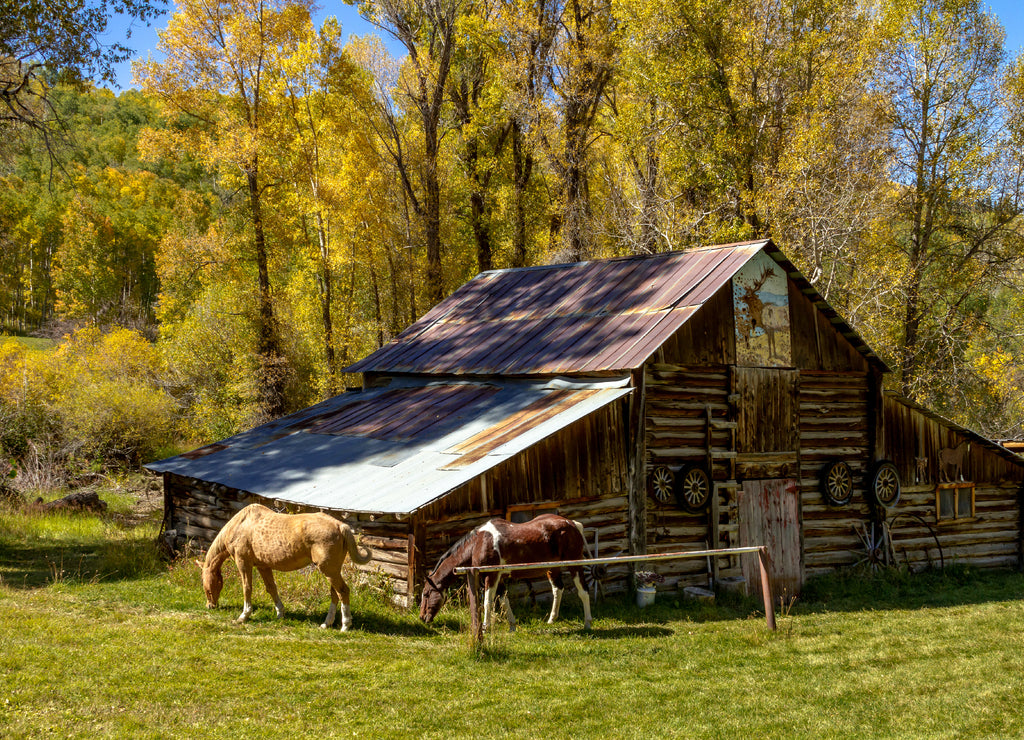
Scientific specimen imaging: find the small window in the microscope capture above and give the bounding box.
[936,484,975,522]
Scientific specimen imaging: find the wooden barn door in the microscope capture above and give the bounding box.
[738,479,801,598]
[734,367,802,597]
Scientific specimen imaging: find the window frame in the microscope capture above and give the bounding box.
[935,482,976,523]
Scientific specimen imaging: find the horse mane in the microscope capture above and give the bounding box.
[428,522,485,584]
[204,504,255,571]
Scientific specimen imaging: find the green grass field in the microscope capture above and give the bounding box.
[3,498,1024,739]
[3,336,56,352]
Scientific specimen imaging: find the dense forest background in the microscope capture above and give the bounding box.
[3,0,1024,482]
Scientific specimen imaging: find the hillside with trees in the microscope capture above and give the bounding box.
[2,0,1024,483]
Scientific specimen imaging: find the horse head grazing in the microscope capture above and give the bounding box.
[197,557,223,609]
[419,574,444,623]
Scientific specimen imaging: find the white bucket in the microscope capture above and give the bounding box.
[636,586,656,608]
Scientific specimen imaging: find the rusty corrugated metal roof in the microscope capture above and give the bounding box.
[145,377,631,514]
[345,240,889,376]
[346,242,766,376]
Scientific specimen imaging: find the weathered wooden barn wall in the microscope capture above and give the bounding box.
[880,395,1023,571]
[799,371,874,577]
[163,473,414,602]
[412,399,633,600]
[644,363,738,588]
[163,474,252,546]
[654,285,735,366]
[787,280,873,373]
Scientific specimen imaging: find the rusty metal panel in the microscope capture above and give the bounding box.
[441,389,602,468]
[345,242,771,376]
[343,240,890,377]
[145,377,632,515]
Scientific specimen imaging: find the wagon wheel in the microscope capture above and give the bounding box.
[820,460,854,506]
[647,466,675,504]
[675,465,712,513]
[870,461,901,507]
[887,513,944,572]
[852,521,890,571]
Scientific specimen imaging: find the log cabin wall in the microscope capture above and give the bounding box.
[788,273,884,580]
[163,474,254,547]
[798,371,874,577]
[163,473,414,605]
[643,284,741,588]
[881,395,1024,571]
[643,362,742,588]
[641,272,894,590]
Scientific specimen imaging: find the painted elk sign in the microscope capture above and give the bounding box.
[733,251,792,368]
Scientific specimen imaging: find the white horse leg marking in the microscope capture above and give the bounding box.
[502,592,517,633]
[548,574,564,624]
[339,603,352,631]
[322,601,337,629]
[482,575,501,631]
[236,563,254,623]
[573,573,592,629]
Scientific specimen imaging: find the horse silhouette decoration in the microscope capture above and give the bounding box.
[419,513,592,631]
[198,504,372,629]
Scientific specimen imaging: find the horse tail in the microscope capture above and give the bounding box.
[570,519,593,558]
[342,523,373,565]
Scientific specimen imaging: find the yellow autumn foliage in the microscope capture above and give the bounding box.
[0,329,178,465]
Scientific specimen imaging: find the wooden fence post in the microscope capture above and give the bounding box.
[467,570,482,643]
[758,546,776,631]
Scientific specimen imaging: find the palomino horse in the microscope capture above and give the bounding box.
[199,503,372,629]
[419,513,592,631]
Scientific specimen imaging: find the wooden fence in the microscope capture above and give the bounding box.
[454,545,776,641]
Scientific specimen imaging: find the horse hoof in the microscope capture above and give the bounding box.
[320,623,328,629]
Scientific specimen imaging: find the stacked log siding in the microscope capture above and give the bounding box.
[799,372,873,576]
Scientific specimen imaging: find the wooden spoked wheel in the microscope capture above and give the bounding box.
[676,465,711,513]
[871,461,901,507]
[820,460,854,506]
[647,466,675,504]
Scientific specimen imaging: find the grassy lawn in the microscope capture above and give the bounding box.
[3,500,1024,739]
[3,336,56,352]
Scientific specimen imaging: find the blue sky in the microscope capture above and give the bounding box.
[105,1,1024,91]
[104,4,390,89]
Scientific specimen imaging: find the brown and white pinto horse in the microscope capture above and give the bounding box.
[419,513,592,631]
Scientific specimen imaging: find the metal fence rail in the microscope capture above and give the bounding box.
[454,545,776,640]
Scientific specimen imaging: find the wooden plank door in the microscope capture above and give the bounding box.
[734,367,800,479]
[738,478,801,598]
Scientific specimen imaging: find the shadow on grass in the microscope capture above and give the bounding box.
[0,536,164,590]
[582,624,674,639]
[795,565,1024,616]
[202,594,438,636]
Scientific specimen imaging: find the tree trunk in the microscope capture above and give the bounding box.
[314,211,337,394]
[511,121,533,268]
[247,163,287,418]
[561,101,593,262]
